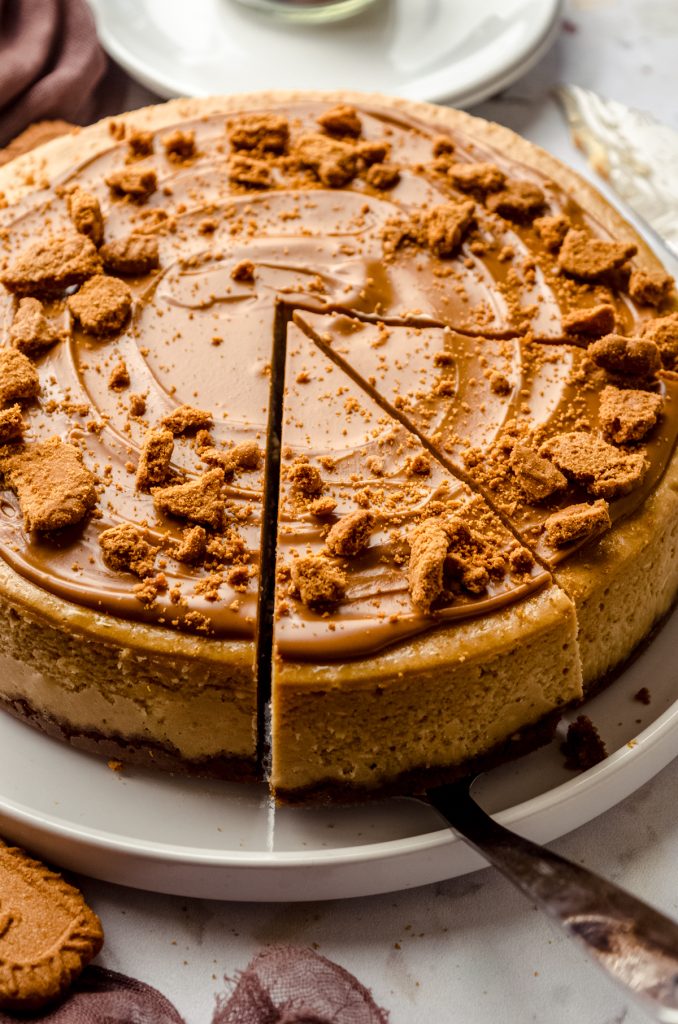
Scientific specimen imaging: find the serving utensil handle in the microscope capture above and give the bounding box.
[428,782,678,1023]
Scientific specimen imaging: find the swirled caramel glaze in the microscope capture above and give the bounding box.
[0,100,674,657]
[296,311,678,565]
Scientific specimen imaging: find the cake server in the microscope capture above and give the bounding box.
[428,778,678,1022]
[558,85,678,262]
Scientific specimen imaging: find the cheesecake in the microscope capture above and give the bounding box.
[0,92,674,800]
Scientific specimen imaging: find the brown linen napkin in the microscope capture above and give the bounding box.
[0,949,389,1023]
[0,0,106,146]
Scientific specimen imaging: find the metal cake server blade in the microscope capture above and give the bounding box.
[427,777,678,1022]
[558,85,678,262]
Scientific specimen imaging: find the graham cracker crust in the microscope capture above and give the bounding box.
[0,694,260,783]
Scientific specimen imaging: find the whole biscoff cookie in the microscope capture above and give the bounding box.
[0,841,103,1010]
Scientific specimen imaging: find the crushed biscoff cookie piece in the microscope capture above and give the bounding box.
[316,104,362,138]
[558,229,636,281]
[105,166,157,201]
[9,297,63,355]
[153,468,224,528]
[447,162,506,196]
[534,213,570,251]
[228,156,272,189]
[640,312,678,369]
[99,523,157,577]
[628,268,674,307]
[408,518,449,611]
[562,715,608,770]
[1,234,101,296]
[162,128,196,163]
[541,431,647,499]
[295,133,357,188]
[0,437,97,531]
[562,303,616,340]
[0,840,103,1011]
[68,275,132,336]
[509,443,567,502]
[136,426,174,490]
[365,163,400,190]
[161,404,213,435]
[231,259,256,282]
[356,140,390,166]
[172,524,207,564]
[588,333,660,380]
[127,128,153,158]
[598,386,663,444]
[425,200,475,258]
[105,356,129,392]
[290,555,346,610]
[0,405,24,443]
[288,457,324,498]
[325,510,374,557]
[228,113,289,154]
[100,233,159,275]
[544,500,611,548]
[0,349,40,406]
[202,440,262,477]
[67,186,104,247]
[634,687,651,705]
[486,180,545,222]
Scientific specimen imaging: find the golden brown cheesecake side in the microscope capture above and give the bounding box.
[0,92,675,798]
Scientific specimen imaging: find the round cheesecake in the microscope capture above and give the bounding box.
[0,93,675,800]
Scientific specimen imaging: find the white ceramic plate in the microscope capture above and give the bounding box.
[86,0,563,108]
[0,601,676,902]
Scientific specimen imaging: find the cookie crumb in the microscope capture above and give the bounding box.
[0,437,97,531]
[562,715,608,770]
[408,518,449,611]
[541,431,646,499]
[510,443,567,502]
[161,404,213,435]
[589,333,660,380]
[599,385,663,444]
[106,166,157,202]
[0,349,40,405]
[290,555,346,610]
[154,469,224,528]
[326,510,374,557]
[365,163,400,190]
[68,275,132,336]
[231,259,256,283]
[0,405,24,443]
[162,128,196,163]
[544,500,611,548]
[229,113,289,154]
[108,358,130,391]
[172,525,207,565]
[563,303,616,340]
[534,213,570,251]
[288,457,324,498]
[628,268,673,307]
[448,162,506,196]
[100,233,159,275]
[486,180,545,222]
[136,427,174,490]
[1,234,101,296]
[640,312,678,370]
[67,186,104,246]
[99,523,157,577]
[558,229,636,281]
[425,200,475,258]
[316,104,362,138]
[9,297,63,355]
[633,687,651,705]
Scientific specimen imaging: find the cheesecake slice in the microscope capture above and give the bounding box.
[270,322,582,801]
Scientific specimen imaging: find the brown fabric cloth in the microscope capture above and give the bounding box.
[214,947,389,1024]
[0,966,186,1023]
[0,0,106,146]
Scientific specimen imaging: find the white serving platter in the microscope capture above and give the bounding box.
[86,0,563,109]
[0,601,676,902]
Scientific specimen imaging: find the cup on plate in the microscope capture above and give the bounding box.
[231,0,383,23]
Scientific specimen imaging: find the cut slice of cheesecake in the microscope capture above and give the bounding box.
[270,321,582,802]
[294,309,678,689]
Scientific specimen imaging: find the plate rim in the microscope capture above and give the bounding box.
[86,0,564,108]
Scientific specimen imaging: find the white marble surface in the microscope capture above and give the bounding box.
[68,2,678,1021]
